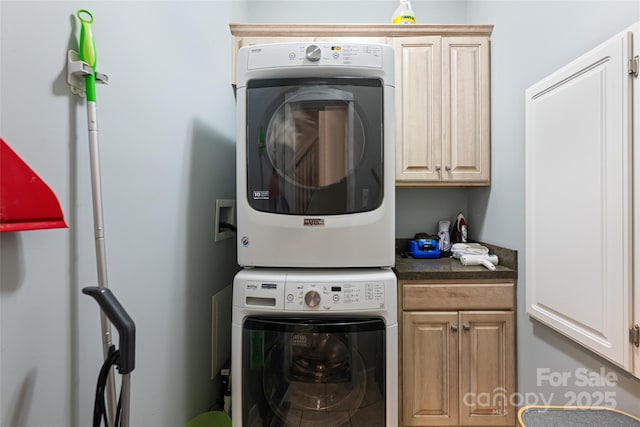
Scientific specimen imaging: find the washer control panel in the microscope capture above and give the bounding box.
[240,279,386,311]
[284,281,385,311]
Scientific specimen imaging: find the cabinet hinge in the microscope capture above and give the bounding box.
[629,56,639,77]
[630,325,640,347]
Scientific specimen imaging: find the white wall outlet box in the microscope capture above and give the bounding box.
[214,199,235,242]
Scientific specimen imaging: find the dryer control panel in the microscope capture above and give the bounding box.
[247,42,384,69]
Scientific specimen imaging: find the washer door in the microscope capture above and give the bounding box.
[242,316,386,427]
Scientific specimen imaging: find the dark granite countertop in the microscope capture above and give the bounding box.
[393,240,518,281]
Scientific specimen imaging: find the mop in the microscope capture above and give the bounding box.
[74,10,135,427]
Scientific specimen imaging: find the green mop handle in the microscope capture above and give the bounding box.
[77,9,97,102]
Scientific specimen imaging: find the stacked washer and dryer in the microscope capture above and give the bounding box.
[232,42,397,427]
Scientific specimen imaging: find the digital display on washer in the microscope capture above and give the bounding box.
[246,78,384,216]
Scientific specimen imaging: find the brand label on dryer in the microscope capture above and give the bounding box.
[253,190,270,200]
[303,218,324,227]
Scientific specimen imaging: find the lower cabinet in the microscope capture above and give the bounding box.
[400,281,516,427]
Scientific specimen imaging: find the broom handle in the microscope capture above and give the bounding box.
[78,10,118,427]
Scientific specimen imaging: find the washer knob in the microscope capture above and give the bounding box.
[304,290,321,307]
[305,45,322,62]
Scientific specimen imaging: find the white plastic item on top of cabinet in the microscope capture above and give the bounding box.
[525,21,640,378]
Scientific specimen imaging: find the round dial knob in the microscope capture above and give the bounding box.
[305,45,322,62]
[304,290,321,307]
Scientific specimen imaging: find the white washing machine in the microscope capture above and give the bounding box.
[235,42,395,268]
[231,268,398,427]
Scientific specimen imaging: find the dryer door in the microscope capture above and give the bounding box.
[245,78,384,216]
[241,316,386,427]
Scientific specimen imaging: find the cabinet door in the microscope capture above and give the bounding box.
[394,37,443,184]
[403,312,458,426]
[459,311,515,426]
[525,29,633,371]
[442,37,491,184]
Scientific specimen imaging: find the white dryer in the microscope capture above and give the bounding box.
[235,42,395,268]
[231,268,398,427]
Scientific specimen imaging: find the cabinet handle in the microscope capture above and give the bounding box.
[463,323,470,331]
[445,165,452,172]
[451,324,458,332]
[436,165,441,172]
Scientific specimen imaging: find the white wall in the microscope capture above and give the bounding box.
[1,1,246,426]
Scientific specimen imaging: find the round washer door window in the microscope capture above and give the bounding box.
[262,332,368,426]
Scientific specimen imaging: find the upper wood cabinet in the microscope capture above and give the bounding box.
[394,35,491,186]
[230,24,493,187]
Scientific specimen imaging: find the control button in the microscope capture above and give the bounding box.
[305,45,322,62]
[288,52,296,60]
[304,290,321,307]
[332,52,339,59]
[333,294,340,302]
[286,293,294,302]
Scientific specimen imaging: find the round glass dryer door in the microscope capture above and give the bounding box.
[245,78,384,216]
[265,88,365,191]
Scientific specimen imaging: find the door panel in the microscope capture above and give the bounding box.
[394,37,442,183]
[459,311,515,426]
[442,37,490,183]
[403,312,458,426]
[525,30,632,370]
[633,23,640,379]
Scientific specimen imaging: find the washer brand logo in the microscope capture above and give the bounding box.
[251,48,262,53]
[303,218,324,227]
[241,236,250,247]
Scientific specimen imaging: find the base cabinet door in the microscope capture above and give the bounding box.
[403,312,459,426]
[459,311,515,426]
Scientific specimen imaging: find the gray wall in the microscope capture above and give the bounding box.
[1,1,246,426]
[2,1,640,426]
[466,0,640,415]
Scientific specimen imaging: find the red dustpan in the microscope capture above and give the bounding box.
[0,138,67,232]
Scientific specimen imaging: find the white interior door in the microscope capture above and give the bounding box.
[525,29,632,371]
[632,22,640,378]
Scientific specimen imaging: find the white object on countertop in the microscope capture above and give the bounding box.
[451,242,489,256]
[460,254,499,271]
